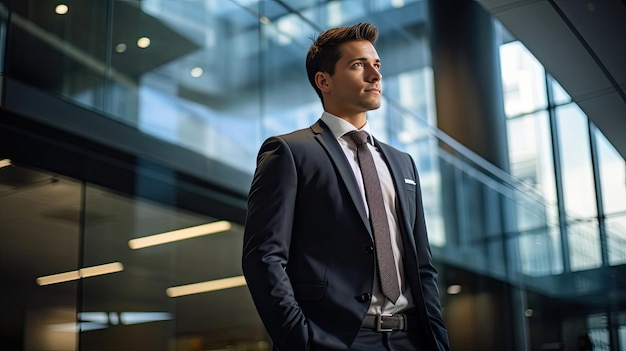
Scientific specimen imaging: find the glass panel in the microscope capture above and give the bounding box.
[555,103,601,270]
[0,162,81,350]
[568,219,601,271]
[499,41,547,118]
[549,76,572,106]
[507,111,557,205]
[258,3,323,141]
[7,1,109,111]
[128,0,263,173]
[594,127,626,215]
[606,214,626,266]
[595,125,626,265]
[79,182,261,350]
[506,112,562,275]
[517,225,562,276]
[588,313,610,351]
[556,103,597,219]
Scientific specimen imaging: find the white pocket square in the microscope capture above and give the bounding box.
[404,178,416,185]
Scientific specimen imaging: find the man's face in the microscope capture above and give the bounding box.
[323,40,382,117]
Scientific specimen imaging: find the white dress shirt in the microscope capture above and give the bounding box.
[320,112,413,315]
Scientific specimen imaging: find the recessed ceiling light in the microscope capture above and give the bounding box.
[55,4,69,15]
[447,284,462,295]
[115,43,127,53]
[190,67,203,78]
[137,37,151,49]
[524,308,534,317]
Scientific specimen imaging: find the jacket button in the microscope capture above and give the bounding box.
[359,293,372,302]
[365,246,374,254]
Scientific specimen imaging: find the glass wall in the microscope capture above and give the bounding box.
[500,36,626,349]
[0,161,261,351]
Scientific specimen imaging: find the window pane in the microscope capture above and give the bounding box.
[507,112,562,275]
[499,41,547,117]
[507,111,556,205]
[549,76,572,106]
[556,104,597,219]
[595,127,626,215]
[606,214,626,266]
[555,103,601,270]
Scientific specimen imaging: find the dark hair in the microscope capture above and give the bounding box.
[306,23,378,103]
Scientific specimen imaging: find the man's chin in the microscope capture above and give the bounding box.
[368,102,382,111]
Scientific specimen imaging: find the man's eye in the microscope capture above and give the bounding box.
[354,62,363,67]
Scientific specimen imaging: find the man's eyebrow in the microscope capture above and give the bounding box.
[348,57,382,63]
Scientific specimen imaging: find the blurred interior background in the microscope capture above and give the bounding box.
[0,0,625,350]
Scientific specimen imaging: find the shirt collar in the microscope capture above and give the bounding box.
[320,112,374,146]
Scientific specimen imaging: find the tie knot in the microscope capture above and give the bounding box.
[349,130,370,146]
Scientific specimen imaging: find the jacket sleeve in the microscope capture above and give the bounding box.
[242,136,310,351]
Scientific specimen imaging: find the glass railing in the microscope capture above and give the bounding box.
[384,93,621,300]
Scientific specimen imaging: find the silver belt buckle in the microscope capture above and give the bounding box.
[376,313,393,332]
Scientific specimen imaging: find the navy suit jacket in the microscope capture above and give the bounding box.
[242,120,449,351]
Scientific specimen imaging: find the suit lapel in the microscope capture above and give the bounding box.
[311,120,372,235]
[376,140,416,249]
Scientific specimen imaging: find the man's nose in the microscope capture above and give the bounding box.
[367,66,382,82]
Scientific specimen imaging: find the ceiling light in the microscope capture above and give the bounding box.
[128,220,231,249]
[524,308,534,317]
[447,284,462,295]
[166,275,246,297]
[115,43,127,53]
[55,4,69,15]
[0,159,11,168]
[137,37,151,49]
[36,262,124,286]
[190,67,203,78]
[259,16,270,24]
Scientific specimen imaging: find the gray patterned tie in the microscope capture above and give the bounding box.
[349,131,400,303]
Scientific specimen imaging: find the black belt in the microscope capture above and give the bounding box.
[362,313,416,332]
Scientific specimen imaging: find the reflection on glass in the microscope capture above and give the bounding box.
[567,219,601,271]
[606,215,626,266]
[166,275,247,297]
[36,262,124,286]
[128,220,231,249]
[0,165,81,351]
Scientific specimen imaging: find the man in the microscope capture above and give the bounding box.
[242,23,449,351]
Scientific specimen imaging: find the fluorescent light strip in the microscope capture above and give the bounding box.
[0,159,11,168]
[36,262,124,286]
[128,220,231,250]
[166,275,247,298]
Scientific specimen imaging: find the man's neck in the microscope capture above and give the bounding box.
[325,110,367,130]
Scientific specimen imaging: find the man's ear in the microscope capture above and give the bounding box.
[315,72,331,93]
